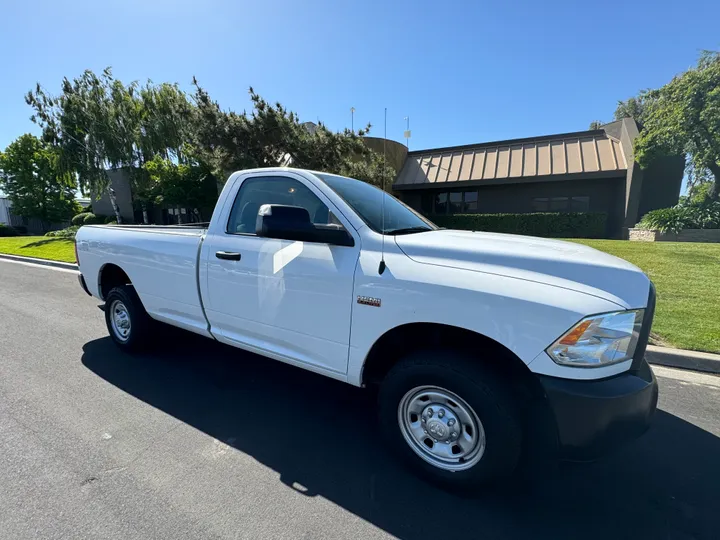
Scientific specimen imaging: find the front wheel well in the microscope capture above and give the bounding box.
[98,264,132,300]
[361,323,544,401]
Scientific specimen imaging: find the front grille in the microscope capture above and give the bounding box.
[631,281,656,371]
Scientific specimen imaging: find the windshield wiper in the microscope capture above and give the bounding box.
[384,227,433,235]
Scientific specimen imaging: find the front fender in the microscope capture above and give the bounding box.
[346,247,624,386]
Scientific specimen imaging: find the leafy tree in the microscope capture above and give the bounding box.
[191,82,395,186]
[0,134,80,229]
[689,182,713,205]
[142,155,218,221]
[588,121,604,130]
[25,68,195,222]
[25,69,395,226]
[613,92,652,125]
[634,52,720,200]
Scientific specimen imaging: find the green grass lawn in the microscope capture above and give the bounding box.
[0,236,76,263]
[571,240,720,354]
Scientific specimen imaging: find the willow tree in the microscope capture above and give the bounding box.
[26,68,195,222]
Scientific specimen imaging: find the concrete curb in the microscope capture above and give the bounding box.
[0,252,78,271]
[647,345,720,375]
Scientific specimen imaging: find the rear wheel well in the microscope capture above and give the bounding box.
[362,323,544,401]
[99,264,132,300]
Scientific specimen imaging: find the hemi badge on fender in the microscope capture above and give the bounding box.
[357,296,381,307]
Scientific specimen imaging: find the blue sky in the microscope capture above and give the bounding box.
[1,0,718,156]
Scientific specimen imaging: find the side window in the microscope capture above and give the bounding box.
[227,176,341,234]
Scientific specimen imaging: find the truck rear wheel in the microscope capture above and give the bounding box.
[104,285,153,351]
[378,349,523,491]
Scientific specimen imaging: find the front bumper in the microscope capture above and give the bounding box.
[539,281,658,459]
[539,359,658,459]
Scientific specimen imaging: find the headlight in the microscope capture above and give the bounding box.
[547,310,644,367]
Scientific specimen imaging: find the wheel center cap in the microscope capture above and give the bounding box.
[421,403,459,443]
[427,420,447,439]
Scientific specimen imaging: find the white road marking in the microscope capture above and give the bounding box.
[653,364,720,389]
[0,257,78,274]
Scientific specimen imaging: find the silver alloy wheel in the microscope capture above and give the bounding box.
[109,300,131,342]
[398,385,486,471]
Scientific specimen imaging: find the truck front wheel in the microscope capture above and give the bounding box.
[378,349,523,491]
[104,285,153,351]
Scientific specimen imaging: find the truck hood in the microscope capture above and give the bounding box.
[395,230,650,309]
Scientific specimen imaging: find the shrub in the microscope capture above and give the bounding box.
[0,223,19,237]
[45,226,80,239]
[637,202,720,233]
[636,207,690,233]
[82,213,107,225]
[104,215,117,224]
[72,212,92,226]
[12,225,27,234]
[692,202,720,229]
[429,212,607,238]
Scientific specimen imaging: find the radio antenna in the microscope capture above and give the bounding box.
[378,107,387,275]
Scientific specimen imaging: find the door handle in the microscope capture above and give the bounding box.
[215,251,241,261]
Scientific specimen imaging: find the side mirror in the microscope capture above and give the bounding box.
[255,204,354,247]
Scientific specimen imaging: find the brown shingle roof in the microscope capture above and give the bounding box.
[394,130,626,188]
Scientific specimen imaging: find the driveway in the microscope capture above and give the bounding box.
[1,259,719,539]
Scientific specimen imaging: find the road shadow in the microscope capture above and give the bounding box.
[82,333,720,540]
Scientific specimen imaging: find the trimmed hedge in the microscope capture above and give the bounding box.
[0,223,19,237]
[83,213,107,225]
[45,226,80,239]
[71,212,92,226]
[429,212,607,238]
[71,212,108,226]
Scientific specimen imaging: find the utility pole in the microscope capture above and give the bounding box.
[351,107,355,132]
[403,116,411,149]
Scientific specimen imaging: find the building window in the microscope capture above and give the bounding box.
[434,193,448,214]
[570,196,590,212]
[532,198,549,212]
[549,197,568,211]
[532,196,590,213]
[463,191,478,212]
[431,190,481,214]
[449,192,462,214]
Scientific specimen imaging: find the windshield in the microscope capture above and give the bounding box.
[314,173,437,235]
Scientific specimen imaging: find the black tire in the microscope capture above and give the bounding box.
[104,285,153,351]
[378,349,523,492]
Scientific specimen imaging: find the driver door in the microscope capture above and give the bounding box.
[203,173,360,376]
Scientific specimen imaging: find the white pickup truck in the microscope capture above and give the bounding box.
[76,167,658,490]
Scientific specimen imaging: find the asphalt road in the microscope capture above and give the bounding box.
[1,259,719,540]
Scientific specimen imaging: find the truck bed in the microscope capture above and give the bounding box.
[76,223,210,337]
